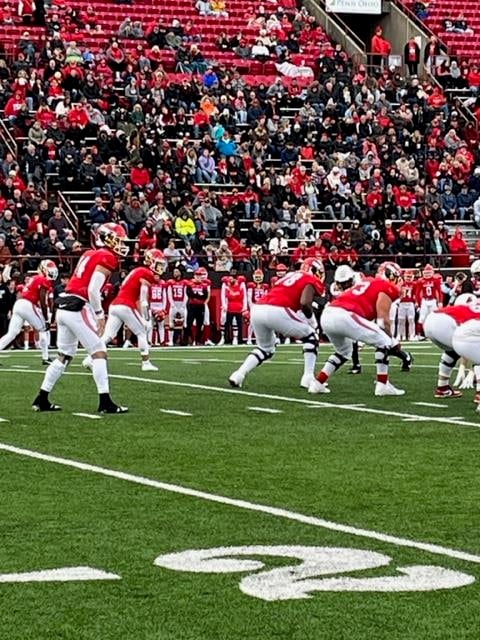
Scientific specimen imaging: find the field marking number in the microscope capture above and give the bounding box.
[154,545,475,601]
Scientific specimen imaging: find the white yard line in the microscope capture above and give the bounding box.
[0,441,479,565]
[247,407,283,414]
[72,413,102,420]
[159,409,193,417]
[413,402,449,409]
[1,368,479,430]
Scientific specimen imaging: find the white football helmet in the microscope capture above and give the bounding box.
[455,293,478,307]
[39,259,58,281]
[471,260,480,278]
[335,265,355,284]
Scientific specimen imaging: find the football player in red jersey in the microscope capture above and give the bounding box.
[83,249,166,372]
[398,269,417,341]
[309,261,405,397]
[424,293,479,398]
[185,267,210,345]
[221,273,248,345]
[32,223,129,413]
[246,269,270,345]
[0,259,57,364]
[167,267,188,346]
[150,278,169,346]
[416,263,442,334]
[228,258,324,389]
[197,268,214,346]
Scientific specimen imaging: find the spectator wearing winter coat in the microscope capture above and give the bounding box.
[370,26,391,68]
[404,38,420,76]
[448,226,470,268]
[197,149,218,183]
[457,185,474,220]
[88,197,110,226]
[441,185,458,218]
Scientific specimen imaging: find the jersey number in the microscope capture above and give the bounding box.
[277,272,303,287]
[74,255,91,278]
[351,281,370,296]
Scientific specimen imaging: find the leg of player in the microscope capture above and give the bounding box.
[434,350,462,398]
[82,308,121,371]
[228,307,275,388]
[309,350,348,394]
[374,347,405,396]
[407,307,415,342]
[389,341,414,372]
[348,341,362,374]
[300,331,318,389]
[0,311,26,352]
[38,330,52,364]
[473,365,480,404]
[195,306,205,345]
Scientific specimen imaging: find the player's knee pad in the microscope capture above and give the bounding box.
[442,350,459,368]
[327,352,348,370]
[58,353,73,366]
[301,332,318,355]
[252,347,274,364]
[375,347,390,365]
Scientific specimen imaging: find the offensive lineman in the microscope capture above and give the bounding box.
[32,223,129,413]
[228,258,324,389]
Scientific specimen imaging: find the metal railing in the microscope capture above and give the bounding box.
[57,191,80,237]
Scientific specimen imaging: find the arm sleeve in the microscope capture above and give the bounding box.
[140,283,150,315]
[88,270,107,317]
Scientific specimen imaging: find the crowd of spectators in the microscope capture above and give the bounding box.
[1,0,480,280]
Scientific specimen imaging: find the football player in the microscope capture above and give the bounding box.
[0,259,57,364]
[416,263,442,336]
[228,258,324,389]
[220,273,247,345]
[150,278,169,346]
[451,296,480,411]
[83,249,166,371]
[185,267,210,345]
[32,223,128,413]
[309,261,405,396]
[398,269,416,341]
[246,270,270,345]
[167,268,188,346]
[424,293,478,398]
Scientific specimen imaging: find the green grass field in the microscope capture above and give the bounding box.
[1,344,480,640]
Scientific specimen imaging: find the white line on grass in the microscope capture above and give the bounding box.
[0,441,479,565]
[1,368,479,430]
[413,402,449,409]
[72,413,102,420]
[247,407,283,414]
[159,409,193,417]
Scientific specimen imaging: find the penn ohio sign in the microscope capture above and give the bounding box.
[325,0,382,14]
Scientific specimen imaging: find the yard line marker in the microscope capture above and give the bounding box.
[1,368,479,430]
[413,402,449,409]
[247,407,283,414]
[0,567,120,583]
[1,441,480,565]
[0,418,9,423]
[159,409,193,417]
[11,365,30,369]
[72,413,102,420]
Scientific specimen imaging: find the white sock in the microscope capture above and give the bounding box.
[39,331,50,360]
[41,359,66,392]
[238,354,260,376]
[302,348,316,377]
[92,358,109,394]
[138,332,149,356]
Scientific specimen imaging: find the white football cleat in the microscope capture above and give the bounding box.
[308,379,330,394]
[228,370,245,388]
[82,355,93,370]
[141,361,158,372]
[374,381,405,396]
[122,340,133,349]
[205,340,215,346]
[300,374,315,389]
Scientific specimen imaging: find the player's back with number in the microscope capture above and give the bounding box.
[332,277,399,320]
[67,249,118,300]
[259,271,324,311]
[114,267,157,309]
[21,274,52,306]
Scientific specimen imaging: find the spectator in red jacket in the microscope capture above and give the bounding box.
[370,26,391,68]
[448,226,470,268]
[130,161,151,189]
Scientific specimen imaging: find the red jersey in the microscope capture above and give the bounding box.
[150,282,168,310]
[259,271,324,311]
[416,276,442,303]
[400,281,416,303]
[224,281,247,313]
[332,277,399,321]
[21,274,52,307]
[168,279,188,304]
[67,249,118,300]
[436,304,480,324]
[248,282,270,305]
[113,266,158,310]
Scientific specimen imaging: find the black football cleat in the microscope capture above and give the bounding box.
[32,393,61,412]
[348,366,362,375]
[98,401,129,414]
[401,352,414,372]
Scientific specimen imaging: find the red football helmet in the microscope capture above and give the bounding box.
[144,249,167,275]
[301,257,325,281]
[253,269,264,284]
[378,261,402,283]
[422,263,434,278]
[276,263,288,273]
[39,259,58,281]
[403,269,415,282]
[96,223,129,257]
[195,267,208,281]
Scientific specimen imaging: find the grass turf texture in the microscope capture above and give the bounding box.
[1,345,480,639]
